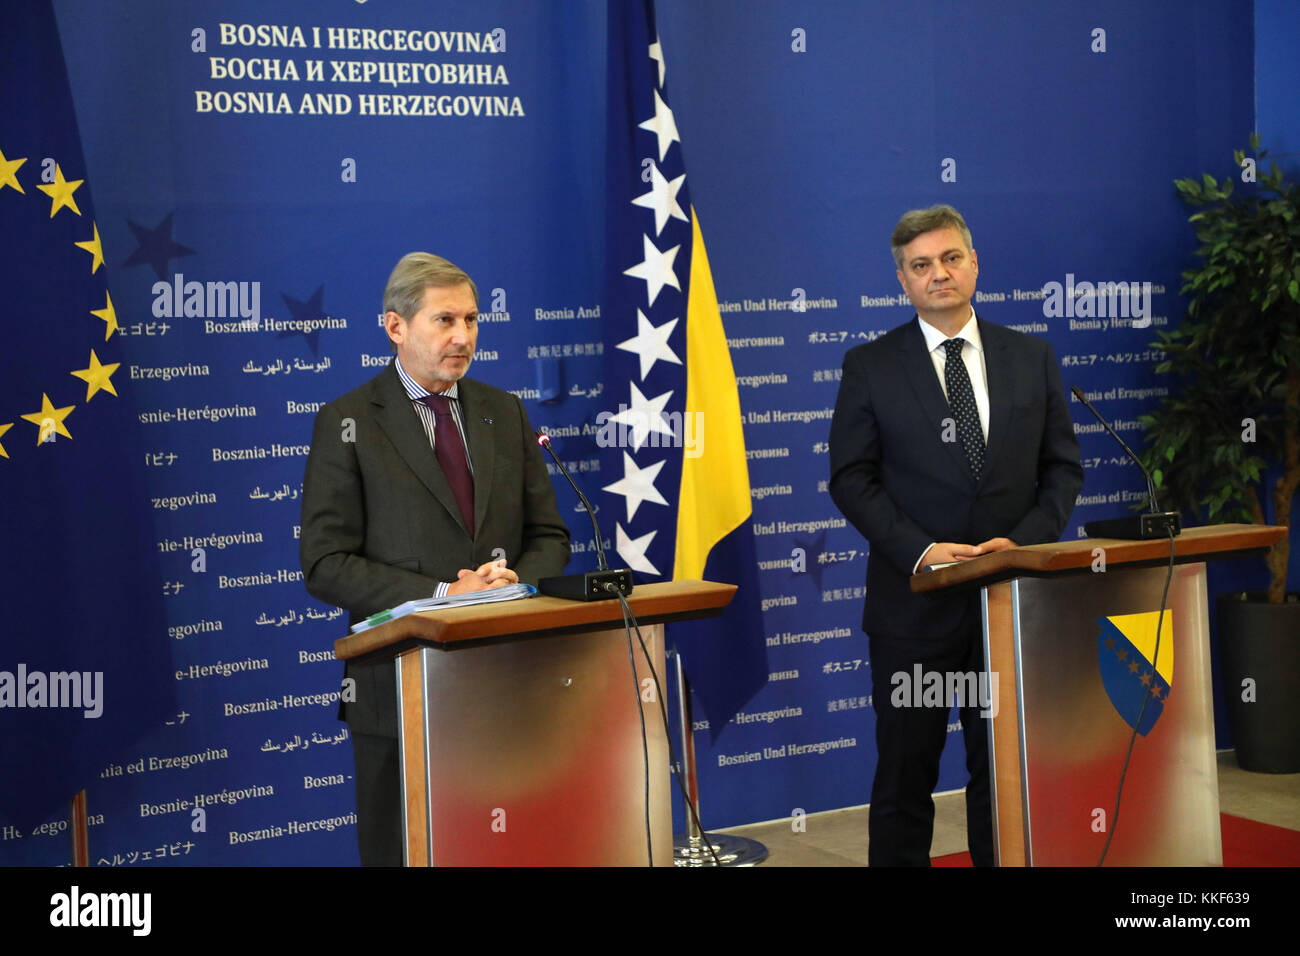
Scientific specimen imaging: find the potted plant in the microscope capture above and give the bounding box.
[1140,134,1300,772]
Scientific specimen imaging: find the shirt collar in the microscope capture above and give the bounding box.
[394,355,460,402]
[918,308,982,354]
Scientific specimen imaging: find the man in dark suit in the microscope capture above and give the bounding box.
[300,252,570,866]
[829,206,1083,866]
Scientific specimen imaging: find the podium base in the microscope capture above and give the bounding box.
[672,832,768,867]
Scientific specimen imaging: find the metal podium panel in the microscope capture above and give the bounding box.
[400,623,670,866]
[1007,563,1220,866]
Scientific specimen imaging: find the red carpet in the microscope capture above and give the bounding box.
[930,813,1300,866]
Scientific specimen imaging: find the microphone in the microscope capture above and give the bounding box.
[1071,385,1180,540]
[534,430,633,600]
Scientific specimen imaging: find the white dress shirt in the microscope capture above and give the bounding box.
[912,310,990,573]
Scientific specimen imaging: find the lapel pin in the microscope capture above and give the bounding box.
[483,418,493,425]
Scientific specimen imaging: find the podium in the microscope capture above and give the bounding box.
[912,524,1286,866]
[333,580,734,866]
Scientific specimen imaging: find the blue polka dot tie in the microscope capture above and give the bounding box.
[943,338,985,481]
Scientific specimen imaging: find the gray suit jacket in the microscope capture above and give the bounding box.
[300,361,571,737]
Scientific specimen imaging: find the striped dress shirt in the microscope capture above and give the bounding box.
[393,356,473,597]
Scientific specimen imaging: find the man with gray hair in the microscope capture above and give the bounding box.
[300,252,571,866]
[829,206,1082,865]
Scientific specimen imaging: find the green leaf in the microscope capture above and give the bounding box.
[1161,139,1298,562]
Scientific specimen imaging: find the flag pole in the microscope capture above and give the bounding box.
[70,790,89,866]
[671,650,767,867]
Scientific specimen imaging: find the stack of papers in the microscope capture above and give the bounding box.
[350,583,537,634]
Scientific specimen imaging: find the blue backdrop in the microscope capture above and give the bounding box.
[0,0,1265,865]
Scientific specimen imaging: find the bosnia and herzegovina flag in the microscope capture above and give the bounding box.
[1097,611,1174,736]
[0,1,174,839]
[602,0,767,735]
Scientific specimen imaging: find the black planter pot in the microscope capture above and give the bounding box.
[1217,591,1300,773]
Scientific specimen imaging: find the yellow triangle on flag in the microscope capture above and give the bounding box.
[1107,610,1174,685]
[673,207,751,581]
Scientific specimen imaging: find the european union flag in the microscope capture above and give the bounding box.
[602,0,768,735]
[0,0,175,845]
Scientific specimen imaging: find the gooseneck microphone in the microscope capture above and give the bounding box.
[1071,385,1181,540]
[534,430,633,600]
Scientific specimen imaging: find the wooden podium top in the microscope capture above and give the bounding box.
[334,579,736,661]
[910,523,1286,594]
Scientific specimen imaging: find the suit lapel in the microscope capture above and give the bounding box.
[978,317,1012,485]
[900,317,973,483]
[370,363,471,536]
[457,379,497,536]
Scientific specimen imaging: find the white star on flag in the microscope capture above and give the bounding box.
[622,233,681,307]
[608,381,675,451]
[638,88,680,161]
[631,161,687,236]
[648,37,666,87]
[616,523,660,575]
[616,309,681,380]
[602,451,669,522]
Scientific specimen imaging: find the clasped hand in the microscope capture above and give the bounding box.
[446,558,518,594]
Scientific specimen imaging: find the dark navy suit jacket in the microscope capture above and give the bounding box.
[828,316,1084,641]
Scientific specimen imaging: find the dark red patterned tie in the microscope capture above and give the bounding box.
[419,394,474,536]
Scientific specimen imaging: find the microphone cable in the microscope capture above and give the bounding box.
[1097,524,1177,866]
[605,582,723,866]
[612,586,654,867]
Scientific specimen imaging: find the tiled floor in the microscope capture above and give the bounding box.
[714,751,1300,866]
